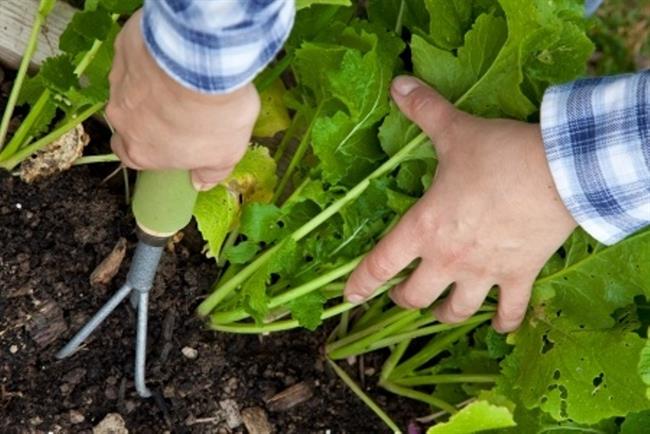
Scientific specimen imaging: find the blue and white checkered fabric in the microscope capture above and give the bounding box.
[542,71,650,245]
[142,0,295,94]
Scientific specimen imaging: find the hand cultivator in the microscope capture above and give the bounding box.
[56,170,198,398]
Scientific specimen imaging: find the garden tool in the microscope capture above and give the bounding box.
[56,170,198,398]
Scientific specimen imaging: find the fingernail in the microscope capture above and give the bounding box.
[347,294,365,304]
[192,180,213,192]
[392,76,421,96]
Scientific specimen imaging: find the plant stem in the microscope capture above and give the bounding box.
[326,305,412,353]
[367,313,494,352]
[273,112,302,163]
[380,381,457,415]
[0,14,118,164]
[211,255,364,324]
[254,54,294,93]
[392,374,499,387]
[390,323,481,380]
[209,280,394,333]
[0,103,104,171]
[198,132,429,315]
[73,153,120,165]
[273,106,322,202]
[0,0,52,149]
[327,360,402,433]
[328,310,422,360]
[381,339,410,381]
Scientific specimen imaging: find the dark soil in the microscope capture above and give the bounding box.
[0,79,423,434]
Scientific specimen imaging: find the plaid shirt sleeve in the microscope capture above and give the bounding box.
[141,0,295,94]
[541,71,650,245]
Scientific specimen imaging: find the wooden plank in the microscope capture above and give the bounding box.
[0,0,76,70]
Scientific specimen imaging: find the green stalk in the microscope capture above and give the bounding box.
[197,132,429,315]
[351,295,394,332]
[211,255,364,324]
[0,0,53,149]
[326,305,414,354]
[254,54,294,93]
[73,153,120,165]
[390,323,480,380]
[0,15,118,163]
[0,102,104,171]
[328,310,422,360]
[392,374,499,387]
[273,105,322,202]
[380,381,457,415]
[381,339,410,381]
[328,360,402,433]
[210,280,394,333]
[273,111,302,163]
[367,313,493,352]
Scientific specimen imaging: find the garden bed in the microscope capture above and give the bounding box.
[0,72,420,433]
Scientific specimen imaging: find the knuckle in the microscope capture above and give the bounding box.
[401,290,427,309]
[364,254,394,283]
[407,89,435,116]
[447,302,475,320]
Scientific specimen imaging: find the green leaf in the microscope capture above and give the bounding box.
[378,102,422,157]
[239,203,284,243]
[289,291,327,330]
[222,241,261,265]
[367,0,429,34]
[193,186,239,260]
[253,80,291,138]
[242,264,271,324]
[40,55,79,94]
[296,0,351,10]
[426,400,516,434]
[226,145,278,204]
[424,0,473,50]
[412,13,507,102]
[503,229,650,424]
[639,334,650,397]
[98,0,142,14]
[485,328,512,359]
[310,24,405,184]
[621,411,650,434]
[59,9,113,54]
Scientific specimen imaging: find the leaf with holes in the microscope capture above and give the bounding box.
[503,229,650,423]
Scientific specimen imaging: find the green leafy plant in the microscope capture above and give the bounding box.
[0,0,142,171]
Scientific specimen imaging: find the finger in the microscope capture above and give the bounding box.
[389,264,452,309]
[110,134,143,170]
[433,279,492,324]
[344,213,420,304]
[391,76,465,148]
[492,279,534,333]
[191,167,233,191]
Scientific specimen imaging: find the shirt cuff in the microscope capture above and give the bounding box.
[141,0,295,95]
[541,73,650,245]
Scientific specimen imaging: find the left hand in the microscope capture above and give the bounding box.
[344,76,577,333]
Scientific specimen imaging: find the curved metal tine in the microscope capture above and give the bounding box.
[134,289,152,398]
[55,283,133,359]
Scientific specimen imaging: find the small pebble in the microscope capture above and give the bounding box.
[29,416,43,426]
[219,399,242,429]
[15,203,22,209]
[181,346,198,359]
[69,410,85,424]
[9,345,18,354]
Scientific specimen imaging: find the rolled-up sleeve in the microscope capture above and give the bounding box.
[142,0,295,94]
[541,71,650,245]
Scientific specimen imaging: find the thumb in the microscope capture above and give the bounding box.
[391,76,461,146]
[191,167,232,191]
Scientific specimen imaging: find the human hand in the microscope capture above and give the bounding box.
[106,10,260,190]
[344,76,577,333]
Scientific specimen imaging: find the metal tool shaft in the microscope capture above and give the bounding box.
[56,239,165,398]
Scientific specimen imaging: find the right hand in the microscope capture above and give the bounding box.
[106,10,260,191]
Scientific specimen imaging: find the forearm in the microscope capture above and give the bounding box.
[141,0,295,94]
[541,71,650,245]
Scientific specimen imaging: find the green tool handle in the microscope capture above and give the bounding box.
[132,170,198,238]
